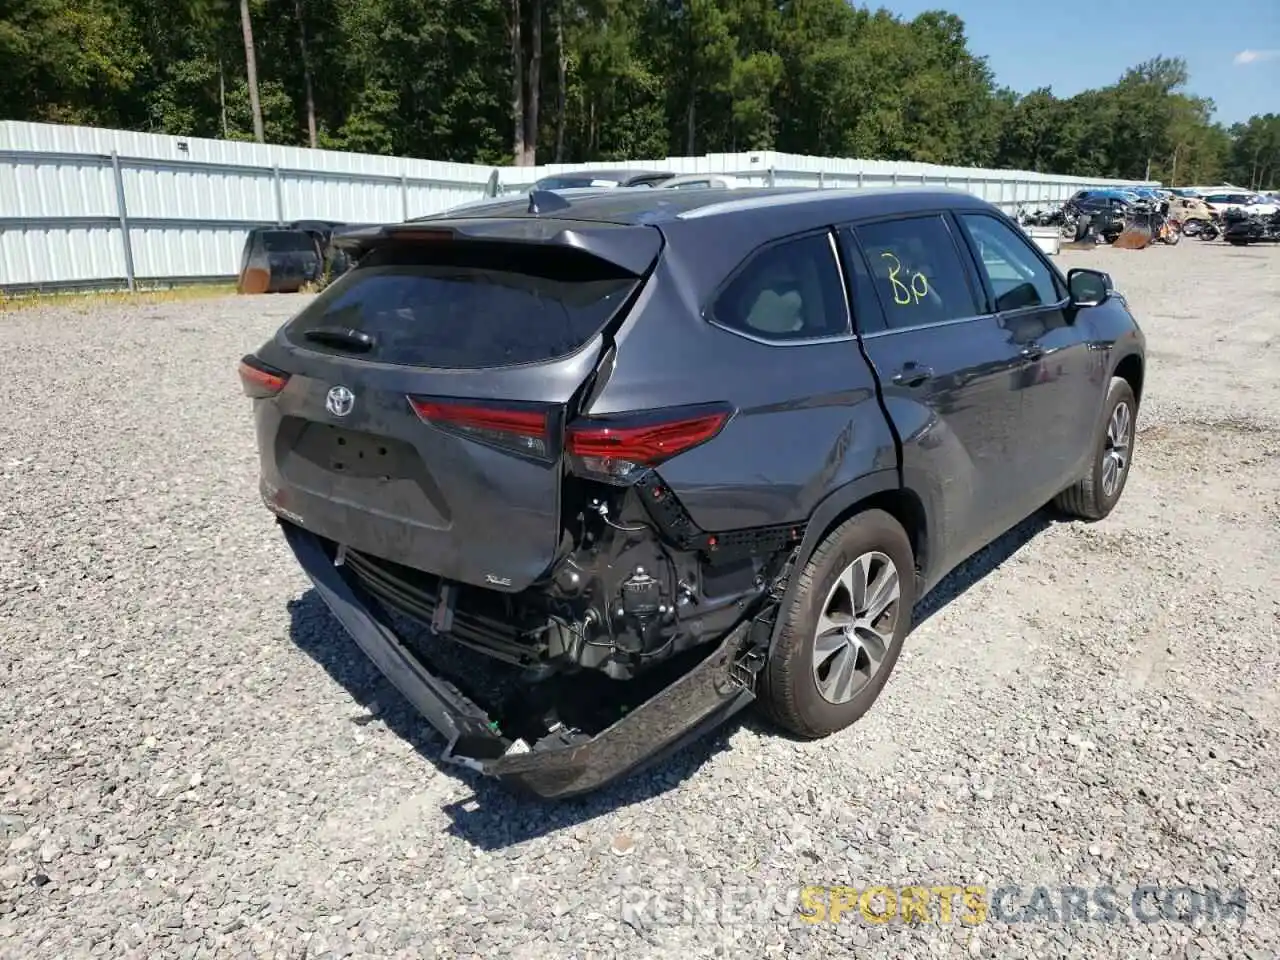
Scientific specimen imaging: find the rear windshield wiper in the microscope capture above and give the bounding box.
[303,326,376,352]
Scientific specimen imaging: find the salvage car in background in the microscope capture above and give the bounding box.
[1062,190,1134,243]
[1167,196,1218,239]
[236,227,324,294]
[1201,191,1278,219]
[438,171,671,218]
[531,169,676,190]
[239,186,1146,798]
[659,173,748,190]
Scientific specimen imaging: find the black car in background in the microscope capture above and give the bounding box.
[240,186,1146,797]
[236,227,324,294]
[1063,191,1134,243]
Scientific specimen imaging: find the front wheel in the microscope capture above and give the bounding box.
[761,510,916,738]
[1054,377,1136,522]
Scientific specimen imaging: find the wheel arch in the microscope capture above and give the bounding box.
[1113,351,1144,408]
[767,471,930,655]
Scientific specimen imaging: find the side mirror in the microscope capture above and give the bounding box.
[1067,267,1113,307]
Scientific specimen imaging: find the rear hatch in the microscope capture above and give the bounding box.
[251,219,662,592]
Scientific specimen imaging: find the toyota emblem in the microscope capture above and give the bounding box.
[325,385,355,417]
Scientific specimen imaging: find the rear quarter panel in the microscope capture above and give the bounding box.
[582,238,897,532]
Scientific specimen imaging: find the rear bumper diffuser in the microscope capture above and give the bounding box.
[281,521,757,799]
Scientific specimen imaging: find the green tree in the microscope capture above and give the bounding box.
[0,0,1271,190]
[1226,114,1280,190]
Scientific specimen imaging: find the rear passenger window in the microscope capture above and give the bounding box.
[958,214,1064,312]
[853,216,979,329]
[835,230,886,333]
[710,233,850,341]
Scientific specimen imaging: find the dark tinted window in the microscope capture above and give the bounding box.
[959,214,1063,312]
[710,233,849,342]
[284,243,639,368]
[836,230,886,333]
[262,231,318,253]
[853,215,979,329]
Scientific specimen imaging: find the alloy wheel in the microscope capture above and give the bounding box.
[1101,400,1132,498]
[811,552,901,705]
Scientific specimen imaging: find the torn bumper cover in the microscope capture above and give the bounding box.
[281,521,758,799]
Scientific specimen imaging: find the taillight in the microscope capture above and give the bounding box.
[409,397,555,461]
[566,404,732,483]
[238,355,290,399]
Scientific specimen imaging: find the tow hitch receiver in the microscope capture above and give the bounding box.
[282,522,762,799]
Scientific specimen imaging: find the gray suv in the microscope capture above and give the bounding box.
[240,186,1145,798]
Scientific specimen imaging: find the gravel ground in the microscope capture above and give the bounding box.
[2,241,1278,960]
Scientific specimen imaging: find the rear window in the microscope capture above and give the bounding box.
[262,231,317,253]
[284,243,640,369]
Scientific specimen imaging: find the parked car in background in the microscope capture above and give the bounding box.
[288,219,346,254]
[531,169,676,190]
[437,171,671,218]
[240,186,1146,798]
[659,173,748,190]
[1063,191,1133,242]
[236,227,323,294]
[1067,188,1142,206]
[1167,195,1217,238]
[1201,192,1278,218]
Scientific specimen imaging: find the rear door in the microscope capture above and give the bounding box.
[952,210,1102,508]
[253,221,662,592]
[839,213,1033,573]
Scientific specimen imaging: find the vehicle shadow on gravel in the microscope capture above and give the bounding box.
[910,510,1056,630]
[285,509,1055,848]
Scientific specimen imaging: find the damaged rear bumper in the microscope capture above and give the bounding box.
[281,521,758,799]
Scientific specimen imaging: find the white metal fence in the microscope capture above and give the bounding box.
[0,120,1155,292]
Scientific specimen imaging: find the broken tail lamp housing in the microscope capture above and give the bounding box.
[565,404,733,483]
[408,397,557,462]
[408,397,733,481]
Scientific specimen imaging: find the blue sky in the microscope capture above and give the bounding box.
[884,0,1279,125]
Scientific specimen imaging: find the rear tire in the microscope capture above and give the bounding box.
[760,510,916,738]
[1054,377,1136,521]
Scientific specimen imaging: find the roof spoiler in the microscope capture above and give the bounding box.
[330,218,663,276]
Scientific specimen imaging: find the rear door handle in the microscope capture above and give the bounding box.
[891,363,934,388]
[1020,343,1045,362]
